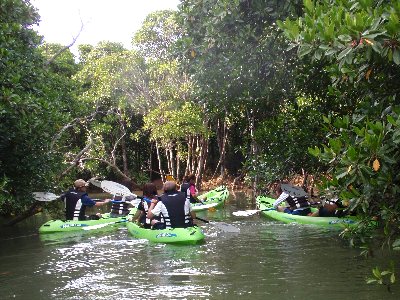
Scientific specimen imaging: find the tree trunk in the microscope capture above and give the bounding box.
[213,117,228,178]
[169,144,176,180]
[248,109,259,192]
[4,202,42,226]
[176,144,181,182]
[155,141,165,181]
[195,136,208,189]
[185,136,192,175]
[120,135,129,175]
[165,148,172,175]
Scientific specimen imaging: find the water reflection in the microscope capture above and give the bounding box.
[0,192,399,299]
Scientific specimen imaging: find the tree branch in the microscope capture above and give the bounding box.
[45,20,84,66]
[58,136,94,179]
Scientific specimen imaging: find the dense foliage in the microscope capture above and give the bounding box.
[2,0,400,288]
[0,0,76,214]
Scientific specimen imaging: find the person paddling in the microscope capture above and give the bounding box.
[310,196,348,217]
[132,182,160,228]
[62,179,110,220]
[180,174,205,204]
[272,183,311,216]
[147,181,196,229]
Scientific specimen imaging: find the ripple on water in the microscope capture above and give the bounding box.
[3,194,400,300]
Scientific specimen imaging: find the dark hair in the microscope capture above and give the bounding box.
[143,183,157,197]
[187,174,196,181]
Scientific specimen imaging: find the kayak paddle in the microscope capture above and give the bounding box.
[33,192,104,202]
[101,180,136,197]
[82,219,128,230]
[232,208,275,217]
[33,192,61,201]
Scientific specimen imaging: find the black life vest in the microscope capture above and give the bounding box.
[138,197,152,226]
[159,191,193,228]
[285,195,310,209]
[325,197,344,207]
[63,189,87,220]
[180,182,196,203]
[324,197,347,217]
[110,196,130,216]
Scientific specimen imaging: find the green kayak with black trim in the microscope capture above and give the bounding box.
[39,209,136,233]
[256,196,360,228]
[192,185,229,212]
[126,222,205,244]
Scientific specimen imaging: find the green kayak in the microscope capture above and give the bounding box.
[126,222,205,244]
[39,209,136,233]
[192,185,229,212]
[256,196,360,228]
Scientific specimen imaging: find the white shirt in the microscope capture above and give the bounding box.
[273,191,309,211]
[151,195,193,217]
[273,191,290,208]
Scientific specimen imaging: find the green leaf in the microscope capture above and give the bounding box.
[337,47,353,60]
[372,267,381,279]
[390,273,396,284]
[347,146,357,161]
[393,49,400,65]
[298,44,313,57]
[303,0,314,13]
[387,115,396,125]
[338,35,352,42]
[392,238,400,248]
[323,115,331,123]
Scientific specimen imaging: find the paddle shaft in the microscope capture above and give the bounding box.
[195,216,209,223]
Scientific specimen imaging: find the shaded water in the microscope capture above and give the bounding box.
[0,191,399,299]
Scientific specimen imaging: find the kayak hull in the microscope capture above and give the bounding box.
[39,209,136,233]
[192,185,229,212]
[126,222,205,244]
[256,196,359,228]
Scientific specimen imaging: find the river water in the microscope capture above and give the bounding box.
[0,191,399,299]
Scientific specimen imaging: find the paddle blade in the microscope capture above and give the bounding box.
[101,180,132,196]
[281,184,307,197]
[232,210,260,217]
[33,192,59,202]
[88,178,102,188]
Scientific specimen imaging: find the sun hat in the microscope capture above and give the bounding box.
[74,179,89,188]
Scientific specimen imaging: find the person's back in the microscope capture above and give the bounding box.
[135,183,159,228]
[110,195,131,217]
[62,179,110,221]
[159,190,188,228]
[180,174,198,204]
[148,181,195,229]
[312,197,347,217]
[63,188,87,220]
[273,184,311,216]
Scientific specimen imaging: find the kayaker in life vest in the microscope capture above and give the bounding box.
[132,182,160,228]
[272,184,311,216]
[110,192,136,217]
[62,179,111,221]
[147,181,196,229]
[310,196,348,217]
[180,174,205,204]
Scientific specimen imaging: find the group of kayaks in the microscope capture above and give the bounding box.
[39,185,230,245]
[39,185,368,244]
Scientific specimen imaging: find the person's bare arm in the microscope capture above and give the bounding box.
[94,199,110,207]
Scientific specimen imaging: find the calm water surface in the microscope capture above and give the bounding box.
[0,191,399,299]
